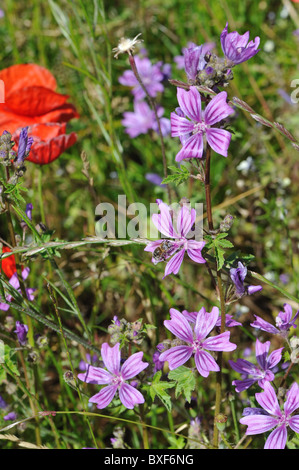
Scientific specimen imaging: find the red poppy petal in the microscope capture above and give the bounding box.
[39,104,80,123]
[0,109,37,134]
[0,64,57,95]
[0,247,17,278]
[26,132,78,165]
[14,123,68,142]
[5,87,69,117]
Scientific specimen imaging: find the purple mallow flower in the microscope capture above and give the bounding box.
[144,199,206,278]
[0,268,35,312]
[119,56,165,100]
[14,321,29,346]
[170,86,234,161]
[251,303,299,338]
[240,381,299,449]
[220,23,260,66]
[78,342,148,409]
[159,308,236,377]
[230,262,262,297]
[122,100,170,138]
[174,42,215,75]
[229,339,283,392]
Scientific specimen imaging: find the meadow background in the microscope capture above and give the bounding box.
[0,0,298,449]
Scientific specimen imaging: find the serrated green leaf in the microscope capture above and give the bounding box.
[161,165,190,186]
[168,366,196,403]
[149,371,175,412]
[4,345,20,377]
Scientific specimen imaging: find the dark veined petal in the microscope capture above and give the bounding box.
[206,128,232,157]
[89,385,118,409]
[239,414,278,435]
[163,249,185,277]
[101,343,121,375]
[119,383,145,409]
[164,309,194,343]
[194,350,219,377]
[264,426,287,450]
[159,345,193,370]
[255,382,282,417]
[177,86,202,123]
[204,91,234,126]
[175,133,204,162]
[170,112,194,137]
[77,365,112,385]
[121,351,149,380]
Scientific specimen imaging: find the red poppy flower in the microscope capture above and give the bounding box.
[0,64,79,164]
[0,246,17,279]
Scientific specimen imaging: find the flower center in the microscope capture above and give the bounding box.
[111,375,124,387]
[192,339,203,352]
[193,121,208,135]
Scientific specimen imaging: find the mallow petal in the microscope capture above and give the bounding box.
[206,128,232,157]
[240,414,278,434]
[89,385,118,409]
[119,383,145,409]
[121,352,148,380]
[255,382,282,417]
[164,309,194,343]
[163,249,185,277]
[264,425,287,450]
[177,86,202,122]
[159,345,193,370]
[101,343,120,375]
[204,92,233,125]
[194,350,219,377]
[78,365,112,385]
[175,133,204,161]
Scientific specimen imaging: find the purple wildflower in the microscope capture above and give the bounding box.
[251,303,299,338]
[21,203,33,230]
[78,342,148,409]
[229,339,283,392]
[182,308,242,328]
[122,100,170,138]
[145,173,166,188]
[79,353,99,372]
[170,86,234,161]
[220,23,260,66]
[240,381,299,449]
[174,42,215,73]
[230,261,262,297]
[159,308,236,377]
[119,56,165,100]
[0,395,7,409]
[14,321,29,346]
[0,268,35,312]
[144,199,206,278]
[152,351,164,374]
[3,411,17,421]
[15,127,33,165]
